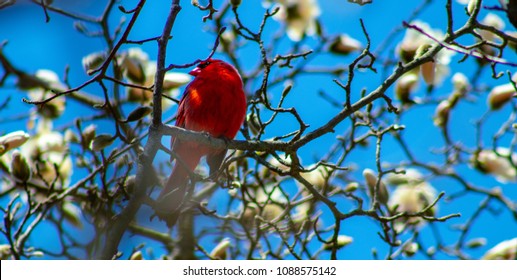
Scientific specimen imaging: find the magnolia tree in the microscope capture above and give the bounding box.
[0,0,516,260]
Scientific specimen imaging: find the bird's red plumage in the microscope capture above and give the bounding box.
[156,59,247,226]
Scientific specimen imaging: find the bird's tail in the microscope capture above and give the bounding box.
[155,147,203,227]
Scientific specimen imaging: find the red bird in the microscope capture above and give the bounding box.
[156,59,247,226]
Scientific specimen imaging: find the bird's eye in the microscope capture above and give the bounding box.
[198,61,211,69]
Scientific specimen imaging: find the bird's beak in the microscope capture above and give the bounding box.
[189,67,201,77]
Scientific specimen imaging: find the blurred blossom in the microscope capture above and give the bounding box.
[396,72,419,103]
[263,153,294,179]
[402,242,419,257]
[479,13,505,41]
[256,184,288,205]
[20,119,73,188]
[472,148,517,183]
[397,20,454,86]
[10,150,31,183]
[62,201,83,228]
[388,181,438,231]
[452,72,470,95]
[294,164,330,222]
[386,168,424,186]
[82,51,106,74]
[0,130,30,156]
[387,169,437,231]
[0,244,12,260]
[118,48,190,108]
[27,70,66,119]
[482,238,517,260]
[298,164,329,190]
[119,48,149,84]
[433,99,451,127]
[264,0,321,41]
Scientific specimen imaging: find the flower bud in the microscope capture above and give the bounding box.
[0,244,12,260]
[344,182,359,193]
[163,73,191,90]
[82,52,106,75]
[329,34,362,55]
[38,96,65,119]
[482,238,517,260]
[452,72,470,95]
[472,148,516,183]
[466,0,478,16]
[487,83,516,110]
[10,150,31,183]
[241,204,258,229]
[90,134,115,151]
[466,238,487,249]
[62,202,83,228]
[124,106,152,123]
[247,113,262,136]
[210,238,231,260]
[507,31,517,51]
[323,235,353,250]
[403,242,419,257]
[120,48,149,84]
[81,124,96,149]
[130,251,143,260]
[433,100,451,127]
[363,168,389,205]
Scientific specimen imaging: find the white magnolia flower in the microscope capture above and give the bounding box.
[20,119,73,188]
[386,169,437,231]
[397,20,455,86]
[82,51,106,73]
[473,148,517,183]
[28,70,66,119]
[265,0,321,41]
[0,131,30,156]
[395,72,419,103]
[479,13,505,41]
[482,238,517,260]
[299,164,329,190]
[388,181,438,230]
[386,168,425,186]
[120,48,190,108]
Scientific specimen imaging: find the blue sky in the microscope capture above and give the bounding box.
[1,0,516,259]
